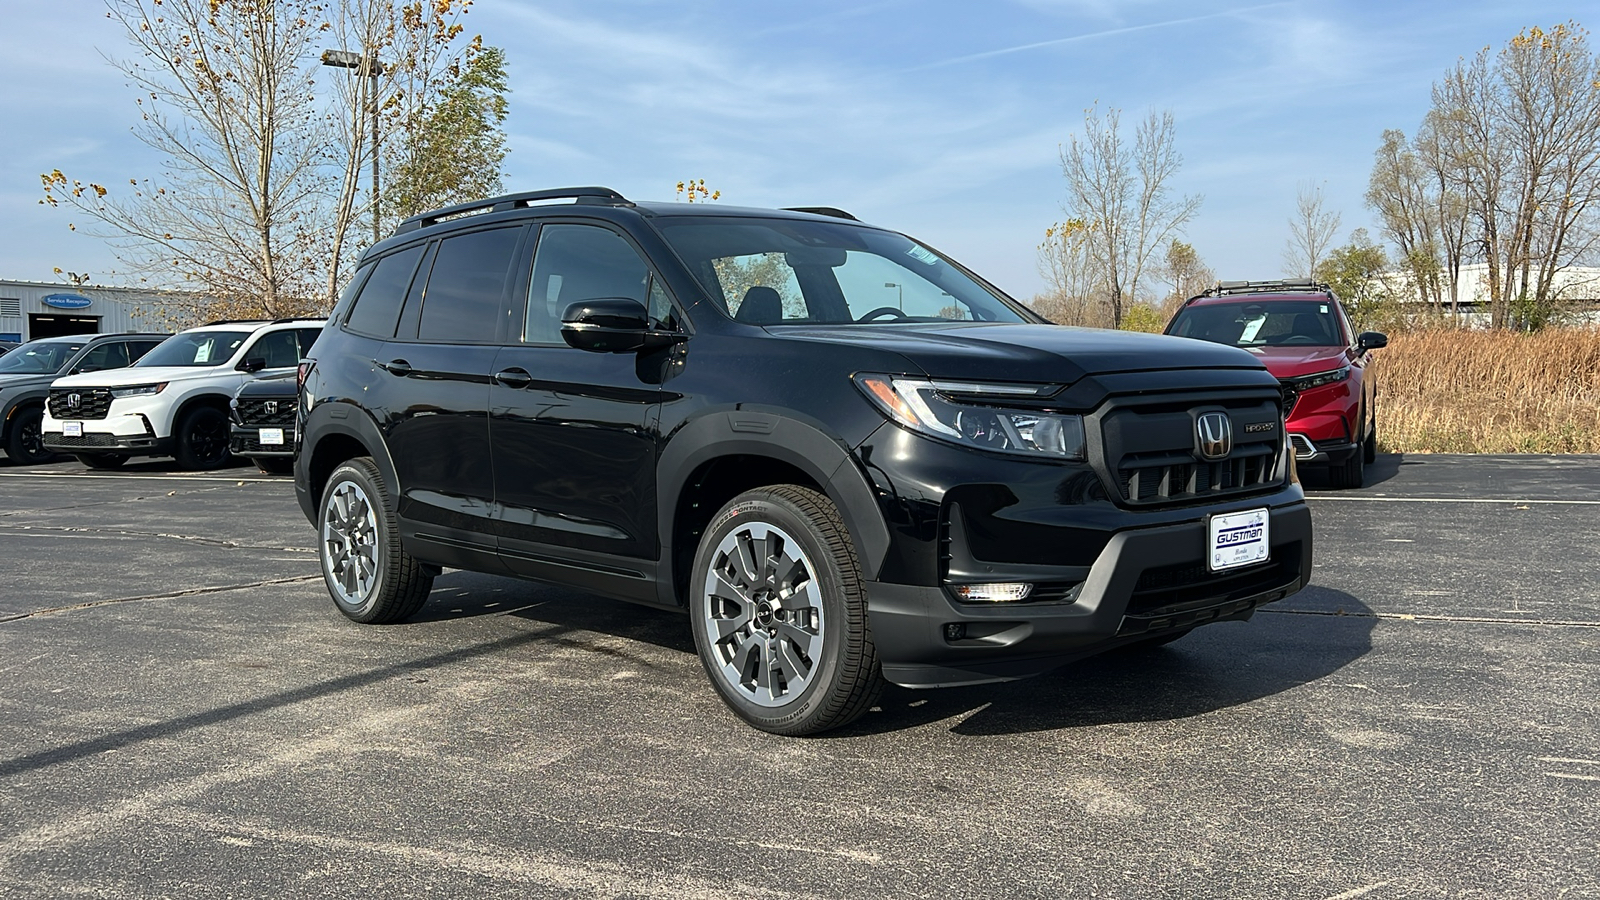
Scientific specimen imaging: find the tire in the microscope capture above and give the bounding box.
[74,453,127,469]
[318,457,433,624]
[689,485,884,736]
[1362,411,1377,465]
[255,457,295,475]
[1327,446,1365,489]
[173,405,233,470]
[5,405,59,465]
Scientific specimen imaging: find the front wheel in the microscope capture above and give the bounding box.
[1327,447,1365,489]
[174,405,233,470]
[689,485,883,736]
[318,457,433,623]
[5,406,59,465]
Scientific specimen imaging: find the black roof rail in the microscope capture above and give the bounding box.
[200,318,271,327]
[782,206,859,221]
[1205,278,1332,298]
[270,316,327,324]
[393,187,632,236]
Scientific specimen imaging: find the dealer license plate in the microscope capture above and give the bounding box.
[63,421,83,437]
[1208,507,1269,572]
[259,427,285,446]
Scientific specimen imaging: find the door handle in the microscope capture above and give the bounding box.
[493,367,533,389]
[376,358,412,377]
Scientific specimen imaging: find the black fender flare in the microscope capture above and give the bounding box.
[296,400,400,525]
[656,407,891,585]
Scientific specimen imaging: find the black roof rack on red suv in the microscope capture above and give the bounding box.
[393,187,633,236]
[1208,279,1332,297]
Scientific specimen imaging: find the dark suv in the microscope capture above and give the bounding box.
[296,187,1313,735]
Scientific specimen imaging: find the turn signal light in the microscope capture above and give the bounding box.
[951,583,1033,602]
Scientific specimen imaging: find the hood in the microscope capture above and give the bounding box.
[769,322,1266,384]
[0,371,57,388]
[49,364,236,389]
[236,371,299,397]
[1240,345,1352,380]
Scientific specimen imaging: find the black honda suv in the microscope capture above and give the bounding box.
[296,187,1313,735]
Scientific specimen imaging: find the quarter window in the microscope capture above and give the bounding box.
[346,246,423,338]
[525,225,651,344]
[417,227,522,343]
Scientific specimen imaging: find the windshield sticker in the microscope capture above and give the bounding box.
[906,245,939,266]
[1238,316,1266,343]
[194,342,212,363]
[1320,304,1328,313]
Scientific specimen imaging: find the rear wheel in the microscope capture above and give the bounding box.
[5,406,59,465]
[690,485,883,736]
[75,453,127,470]
[1362,406,1378,464]
[174,405,233,470]
[319,457,433,624]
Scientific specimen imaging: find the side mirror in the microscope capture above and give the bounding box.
[1356,331,1388,351]
[561,299,683,353]
[238,357,267,373]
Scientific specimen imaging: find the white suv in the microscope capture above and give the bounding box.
[42,318,324,470]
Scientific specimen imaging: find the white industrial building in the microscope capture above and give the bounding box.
[0,280,177,343]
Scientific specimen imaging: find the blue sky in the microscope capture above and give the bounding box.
[0,0,1584,300]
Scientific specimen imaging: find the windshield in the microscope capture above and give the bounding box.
[135,331,250,368]
[0,339,85,375]
[1167,300,1346,348]
[654,217,1031,326]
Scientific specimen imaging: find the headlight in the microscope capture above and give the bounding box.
[854,374,1085,460]
[110,382,167,398]
[1291,366,1350,391]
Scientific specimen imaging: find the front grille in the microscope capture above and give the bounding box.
[1096,393,1285,507]
[232,431,297,454]
[235,397,297,426]
[48,389,113,420]
[48,432,121,448]
[1128,544,1302,617]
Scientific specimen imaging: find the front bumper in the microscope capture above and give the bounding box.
[41,410,171,456]
[866,502,1312,687]
[229,422,298,458]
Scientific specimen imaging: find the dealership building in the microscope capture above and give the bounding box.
[0,279,173,343]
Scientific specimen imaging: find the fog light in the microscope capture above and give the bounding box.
[943,623,966,641]
[952,583,1033,602]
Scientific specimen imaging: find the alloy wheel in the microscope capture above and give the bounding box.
[322,480,380,606]
[700,522,825,707]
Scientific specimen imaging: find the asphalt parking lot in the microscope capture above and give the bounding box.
[1,454,1597,899]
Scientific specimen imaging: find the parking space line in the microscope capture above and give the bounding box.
[1545,772,1600,782]
[0,471,281,483]
[1307,495,1600,504]
[1262,608,1600,627]
[1537,757,1600,766]
[0,575,320,624]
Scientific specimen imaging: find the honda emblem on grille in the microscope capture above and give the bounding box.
[67,393,80,410]
[1196,412,1232,461]
[263,401,279,415]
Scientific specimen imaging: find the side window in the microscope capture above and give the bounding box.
[647,277,677,329]
[346,246,423,338]
[417,227,522,343]
[294,328,323,358]
[244,330,303,368]
[525,225,650,344]
[128,340,161,362]
[76,341,130,373]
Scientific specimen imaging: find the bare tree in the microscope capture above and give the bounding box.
[1034,218,1110,326]
[1283,181,1342,279]
[1057,107,1201,327]
[40,0,485,321]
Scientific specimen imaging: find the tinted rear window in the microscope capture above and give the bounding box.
[418,227,522,343]
[347,246,424,338]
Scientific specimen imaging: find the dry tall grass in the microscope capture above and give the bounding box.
[1375,328,1600,453]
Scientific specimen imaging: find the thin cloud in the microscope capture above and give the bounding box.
[905,1,1293,71]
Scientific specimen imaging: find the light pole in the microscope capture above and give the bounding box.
[884,282,902,311]
[321,49,386,244]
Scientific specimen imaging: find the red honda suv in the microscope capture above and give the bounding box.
[1165,280,1387,488]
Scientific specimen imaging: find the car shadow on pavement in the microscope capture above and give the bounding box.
[1299,452,1406,490]
[834,587,1376,738]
